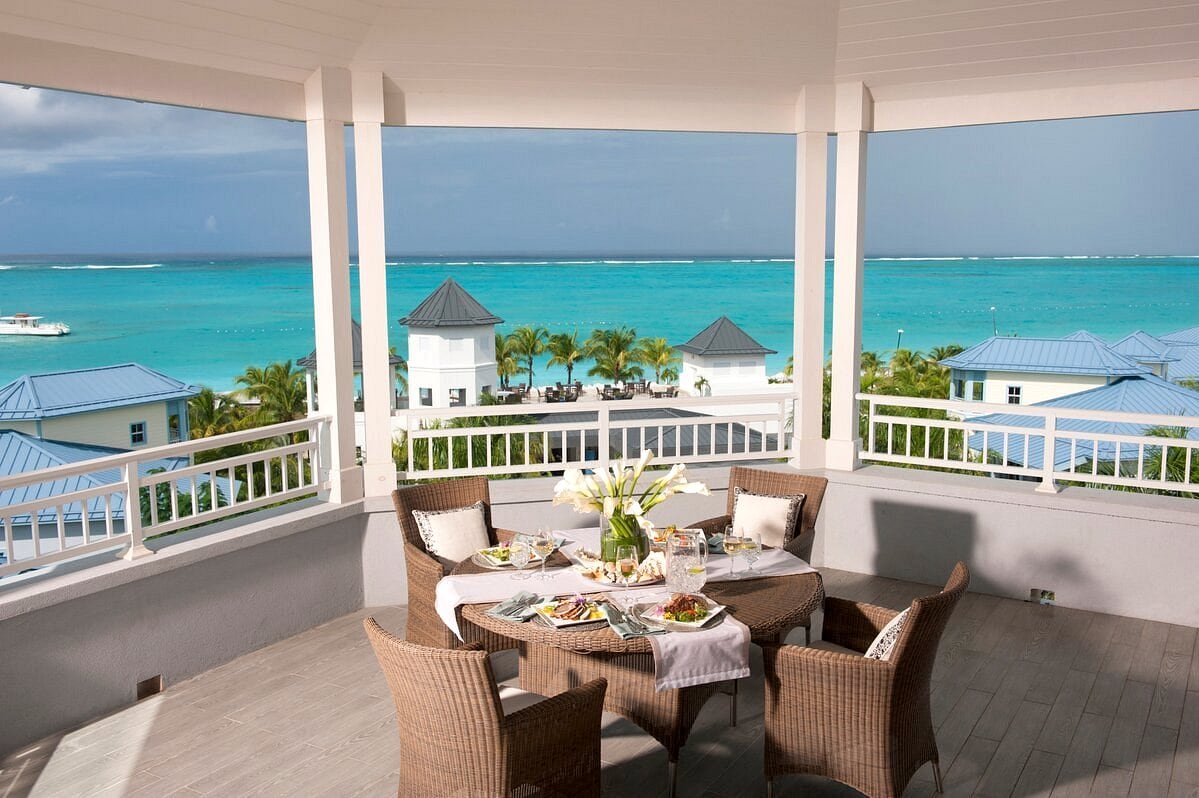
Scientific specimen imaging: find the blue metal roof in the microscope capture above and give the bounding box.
[1108,331,1180,364]
[941,336,1146,376]
[1167,345,1199,381]
[1062,330,1108,345]
[0,363,200,421]
[1164,325,1199,345]
[967,375,1199,469]
[0,430,190,522]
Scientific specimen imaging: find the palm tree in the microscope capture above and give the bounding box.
[660,366,680,384]
[585,326,643,383]
[547,330,585,385]
[928,344,965,363]
[783,355,794,379]
[235,360,307,425]
[494,332,519,390]
[635,337,680,383]
[389,346,408,395]
[508,325,549,387]
[693,375,710,396]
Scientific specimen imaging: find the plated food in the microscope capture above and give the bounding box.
[475,545,546,568]
[532,596,608,627]
[572,551,666,585]
[636,593,726,630]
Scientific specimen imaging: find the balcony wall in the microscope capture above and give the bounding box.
[0,500,367,756]
[817,466,1199,628]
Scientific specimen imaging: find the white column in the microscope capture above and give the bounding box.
[305,370,316,414]
[826,83,873,471]
[305,67,363,503]
[790,86,833,469]
[352,72,398,497]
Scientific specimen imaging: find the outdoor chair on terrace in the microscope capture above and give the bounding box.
[762,562,970,798]
[364,618,607,798]
[687,466,828,643]
[391,477,515,653]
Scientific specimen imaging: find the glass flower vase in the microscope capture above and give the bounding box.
[600,513,649,564]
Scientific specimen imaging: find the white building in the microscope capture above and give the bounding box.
[399,278,502,409]
[677,316,776,396]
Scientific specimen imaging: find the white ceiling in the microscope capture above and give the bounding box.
[1,0,1197,131]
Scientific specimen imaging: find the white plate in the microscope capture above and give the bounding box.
[474,546,545,569]
[531,598,609,628]
[633,594,726,631]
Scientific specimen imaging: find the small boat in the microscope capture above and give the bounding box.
[0,313,71,336]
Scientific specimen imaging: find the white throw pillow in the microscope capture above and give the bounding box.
[864,608,910,662]
[731,488,804,549]
[412,501,489,567]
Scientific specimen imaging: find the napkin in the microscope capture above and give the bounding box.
[606,601,666,640]
[707,533,726,552]
[485,591,539,623]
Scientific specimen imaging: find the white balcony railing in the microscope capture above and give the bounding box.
[0,417,330,578]
[396,393,794,479]
[858,394,1199,494]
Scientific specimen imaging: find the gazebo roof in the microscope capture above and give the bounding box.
[298,319,404,371]
[398,278,503,329]
[676,316,776,357]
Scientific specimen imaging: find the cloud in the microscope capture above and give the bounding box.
[0,84,304,175]
[204,215,218,232]
[0,195,15,206]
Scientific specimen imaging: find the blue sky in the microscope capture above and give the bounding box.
[0,83,1197,257]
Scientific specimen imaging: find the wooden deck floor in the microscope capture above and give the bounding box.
[3,569,1198,797]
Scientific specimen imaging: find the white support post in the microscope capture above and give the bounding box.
[790,86,833,469]
[827,83,873,472]
[352,71,398,497]
[1036,412,1061,494]
[304,370,316,414]
[305,66,363,503]
[121,463,152,560]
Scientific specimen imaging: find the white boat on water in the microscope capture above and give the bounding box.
[0,313,71,336]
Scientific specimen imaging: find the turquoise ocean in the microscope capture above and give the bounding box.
[2,255,1197,392]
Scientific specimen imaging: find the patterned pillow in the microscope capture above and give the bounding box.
[412,501,489,567]
[864,608,910,661]
[731,487,805,549]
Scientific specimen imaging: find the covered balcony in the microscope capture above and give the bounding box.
[2,1,1199,796]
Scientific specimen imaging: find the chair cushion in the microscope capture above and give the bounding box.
[412,501,489,567]
[864,608,910,662]
[732,487,805,549]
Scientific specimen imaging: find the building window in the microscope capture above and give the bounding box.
[448,338,464,353]
[168,413,182,443]
[1007,385,1022,405]
[130,421,147,446]
[448,388,466,407]
[971,382,984,401]
[419,388,433,406]
[481,385,492,396]
[953,378,965,400]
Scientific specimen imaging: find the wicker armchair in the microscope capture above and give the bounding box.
[762,562,970,798]
[392,477,516,653]
[364,618,607,798]
[687,466,828,562]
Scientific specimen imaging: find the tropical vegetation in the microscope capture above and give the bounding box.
[585,326,644,383]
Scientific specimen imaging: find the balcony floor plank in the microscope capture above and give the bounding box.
[3,570,1198,798]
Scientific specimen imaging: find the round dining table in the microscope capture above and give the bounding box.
[454,556,824,795]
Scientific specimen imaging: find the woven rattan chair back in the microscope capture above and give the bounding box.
[890,561,970,692]
[724,466,828,561]
[391,476,498,556]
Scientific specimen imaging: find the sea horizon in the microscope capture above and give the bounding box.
[3,253,1198,393]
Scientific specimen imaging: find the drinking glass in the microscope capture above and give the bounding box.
[680,536,709,593]
[532,527,556,581]
[616,545,639,588]
[741,531,762,577]
[509,537,533,580]
[722,529,743,579]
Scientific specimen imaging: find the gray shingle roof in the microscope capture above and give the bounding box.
[941,336,1146,377]
[398,278,503,328]
[676,316,776,356]
[297,319,403,370]
[0,363,200,421]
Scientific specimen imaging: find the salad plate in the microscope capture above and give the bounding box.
[572,551,666,586]
[632,593,726,632]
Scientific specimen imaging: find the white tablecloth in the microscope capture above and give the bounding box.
[432,526,818,690]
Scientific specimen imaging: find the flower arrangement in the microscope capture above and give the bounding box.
[552,451,709,560]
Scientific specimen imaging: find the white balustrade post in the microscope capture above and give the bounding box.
[352,71,399,497]
[596,403,611,475]
[121,463,153,560]
[305,66,363,504]
[791,87,833,470]
[1036,412,1061,493]
[826,83,873,472]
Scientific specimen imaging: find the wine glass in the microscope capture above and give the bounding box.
[723,529,743,579]
[509,537,533,580]
[741,531,762,577]
[532,527,556,581]
[616,545,639,589]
